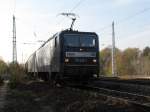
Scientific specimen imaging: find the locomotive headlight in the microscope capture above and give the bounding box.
[93,59,97,63]
[65,58,69,63]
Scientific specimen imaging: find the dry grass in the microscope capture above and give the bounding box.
[8,63,26,88]
[3,81,136,112]
[119,75,150,80]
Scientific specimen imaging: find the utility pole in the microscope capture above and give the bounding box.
[112,21,116,77]
[12,15,17,63]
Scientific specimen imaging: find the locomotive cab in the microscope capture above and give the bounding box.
[61,31,99,78]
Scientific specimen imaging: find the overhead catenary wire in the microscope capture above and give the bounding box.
[115,7,150,39]
[100,24,150,50]
[116,7,150,25]
[100,7,150,50]
[99,7,150,34]
[120,25,150,40]
[70,0,85,12]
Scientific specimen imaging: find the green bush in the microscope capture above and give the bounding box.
[8,63,26,88]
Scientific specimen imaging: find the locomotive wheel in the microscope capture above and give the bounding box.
[43,73,49,81]
[55,73,64,87]
[38,72,49,81]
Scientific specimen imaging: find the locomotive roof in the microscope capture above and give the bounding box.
[39,29,97,49]
[61,29,97,35]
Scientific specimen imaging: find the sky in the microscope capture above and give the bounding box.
[0,0,150,63]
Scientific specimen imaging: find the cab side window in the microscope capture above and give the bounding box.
[55,36,57,47]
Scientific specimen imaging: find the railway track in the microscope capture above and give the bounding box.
[66,80,150,112]
[92,80,150,96]
[64,77,150,96]
[99,77,150,86]
[69,85,150,111]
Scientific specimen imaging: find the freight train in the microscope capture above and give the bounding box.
[25,29,99,81]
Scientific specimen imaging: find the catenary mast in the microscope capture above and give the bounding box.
[112,21,116,77]
[12,15,17,63]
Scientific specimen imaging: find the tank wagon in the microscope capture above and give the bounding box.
[25,30,99,81]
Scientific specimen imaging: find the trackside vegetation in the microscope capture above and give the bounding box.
[100,46,150,77]
[0,59,27,87]
[8,63,26,88]
[0,59,8,84]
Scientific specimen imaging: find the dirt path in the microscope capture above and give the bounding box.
[0,81,8,109]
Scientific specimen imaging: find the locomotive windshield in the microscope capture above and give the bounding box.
[64,34,96,47]
[64,35,80,47]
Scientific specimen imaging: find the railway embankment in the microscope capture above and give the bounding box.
[0,81,8,109]
[2,80,148,112]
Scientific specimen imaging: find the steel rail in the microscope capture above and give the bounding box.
[68,84,150,111]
